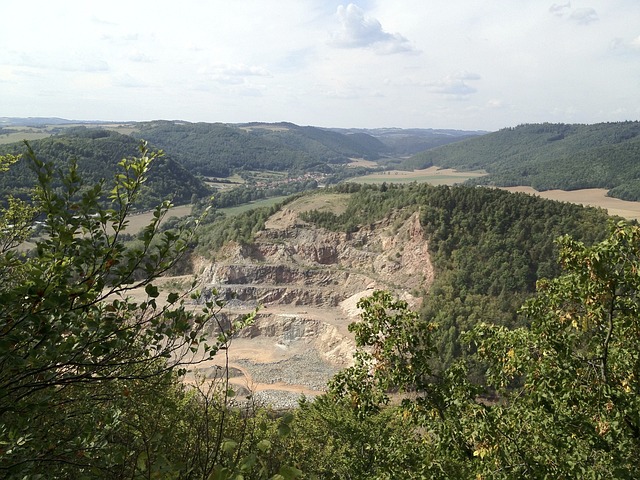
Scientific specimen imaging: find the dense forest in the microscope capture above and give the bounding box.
[131,121,392,178]
[406,121,640,200]
[0,128,210,209]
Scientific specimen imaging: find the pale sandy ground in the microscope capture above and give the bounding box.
[501,187,640,221]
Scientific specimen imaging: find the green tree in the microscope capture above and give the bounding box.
[469,221,640,477]
[328,291,481,478]
[0,142,246,477]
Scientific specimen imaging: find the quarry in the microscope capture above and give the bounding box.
[185,194,435,407]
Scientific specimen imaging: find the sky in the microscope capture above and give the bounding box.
[1,0,640,131]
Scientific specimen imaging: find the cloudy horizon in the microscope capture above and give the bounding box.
[1,0,639,131]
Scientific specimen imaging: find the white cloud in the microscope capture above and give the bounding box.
[429,72,481,96]
[330,3,416,54]
[112,73,147,88]
[569,8,598,25]
[197,63,271,86]
[608,35,640,55]
[5,52,109,73]
[127,50,154,63]
[549,3,598,25]
[549,2,571,17]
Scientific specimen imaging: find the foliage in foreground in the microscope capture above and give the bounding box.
[317,222,640,478]
[0,143,289,479]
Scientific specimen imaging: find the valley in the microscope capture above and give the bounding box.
[4,118,640,477]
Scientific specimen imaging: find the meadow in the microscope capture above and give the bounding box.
[352,166,486,185]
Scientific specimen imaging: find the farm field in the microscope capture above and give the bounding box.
[0,123,139,144]
[502,187,640,221]
[218,195,290,216]
[0,129,51,144]
[124,204,194,232]
[352,167,640,221]
[352,166,487,185]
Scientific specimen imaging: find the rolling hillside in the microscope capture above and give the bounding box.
[405,121,640,200]
[0,128,210,208]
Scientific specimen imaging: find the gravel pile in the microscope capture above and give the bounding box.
[232,349,340,409]
[252,390,314,410]
[237,350,340,392]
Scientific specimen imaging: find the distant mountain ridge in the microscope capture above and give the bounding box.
[0,119,484,208]
[7,118,640,202]
[405,121,640,201]
[0,117,111,126]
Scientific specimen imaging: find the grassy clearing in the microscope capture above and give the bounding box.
[352,166,486,185]
[0,123,139,145]
[218,195,290,216]
[0,131,51,144]
[264,192,351,230]
[347,158,378,168]
[239,125,290,132]
[284,192,351,215]
[102,124,138,135]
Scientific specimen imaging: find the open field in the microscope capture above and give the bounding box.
[352,166,487,185]
[352,167,640,221]
[265,193,351,229]
[218,195,290,216]
[347,158,378,168]
[502,187,640,221]
[0,123,139,145]
[0,130,51,144]
[124,204,194,232]
[239,125,290,132]
[284,192,350,215]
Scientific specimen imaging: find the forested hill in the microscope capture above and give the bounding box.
[0,128,210,209]
[195,180,613,380]
[404,121,640,201]
[330,127,485,155]
[238,122,388,161]
[132,121,387,177]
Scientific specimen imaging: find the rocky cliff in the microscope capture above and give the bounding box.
[191,203,435,407]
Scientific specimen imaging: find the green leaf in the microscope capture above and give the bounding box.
[209,465,232,480]
[277,423,291,437]
[145,284,159,298]
[167,292,179,304]
[277,466,303,480]
[257,439,271,452]
[136,451,148,472]
[222,440,238,454]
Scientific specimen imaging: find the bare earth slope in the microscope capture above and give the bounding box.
[190,195,434,407]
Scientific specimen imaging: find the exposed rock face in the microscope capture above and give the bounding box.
[200,210,433,301]
[194,209,434,405]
